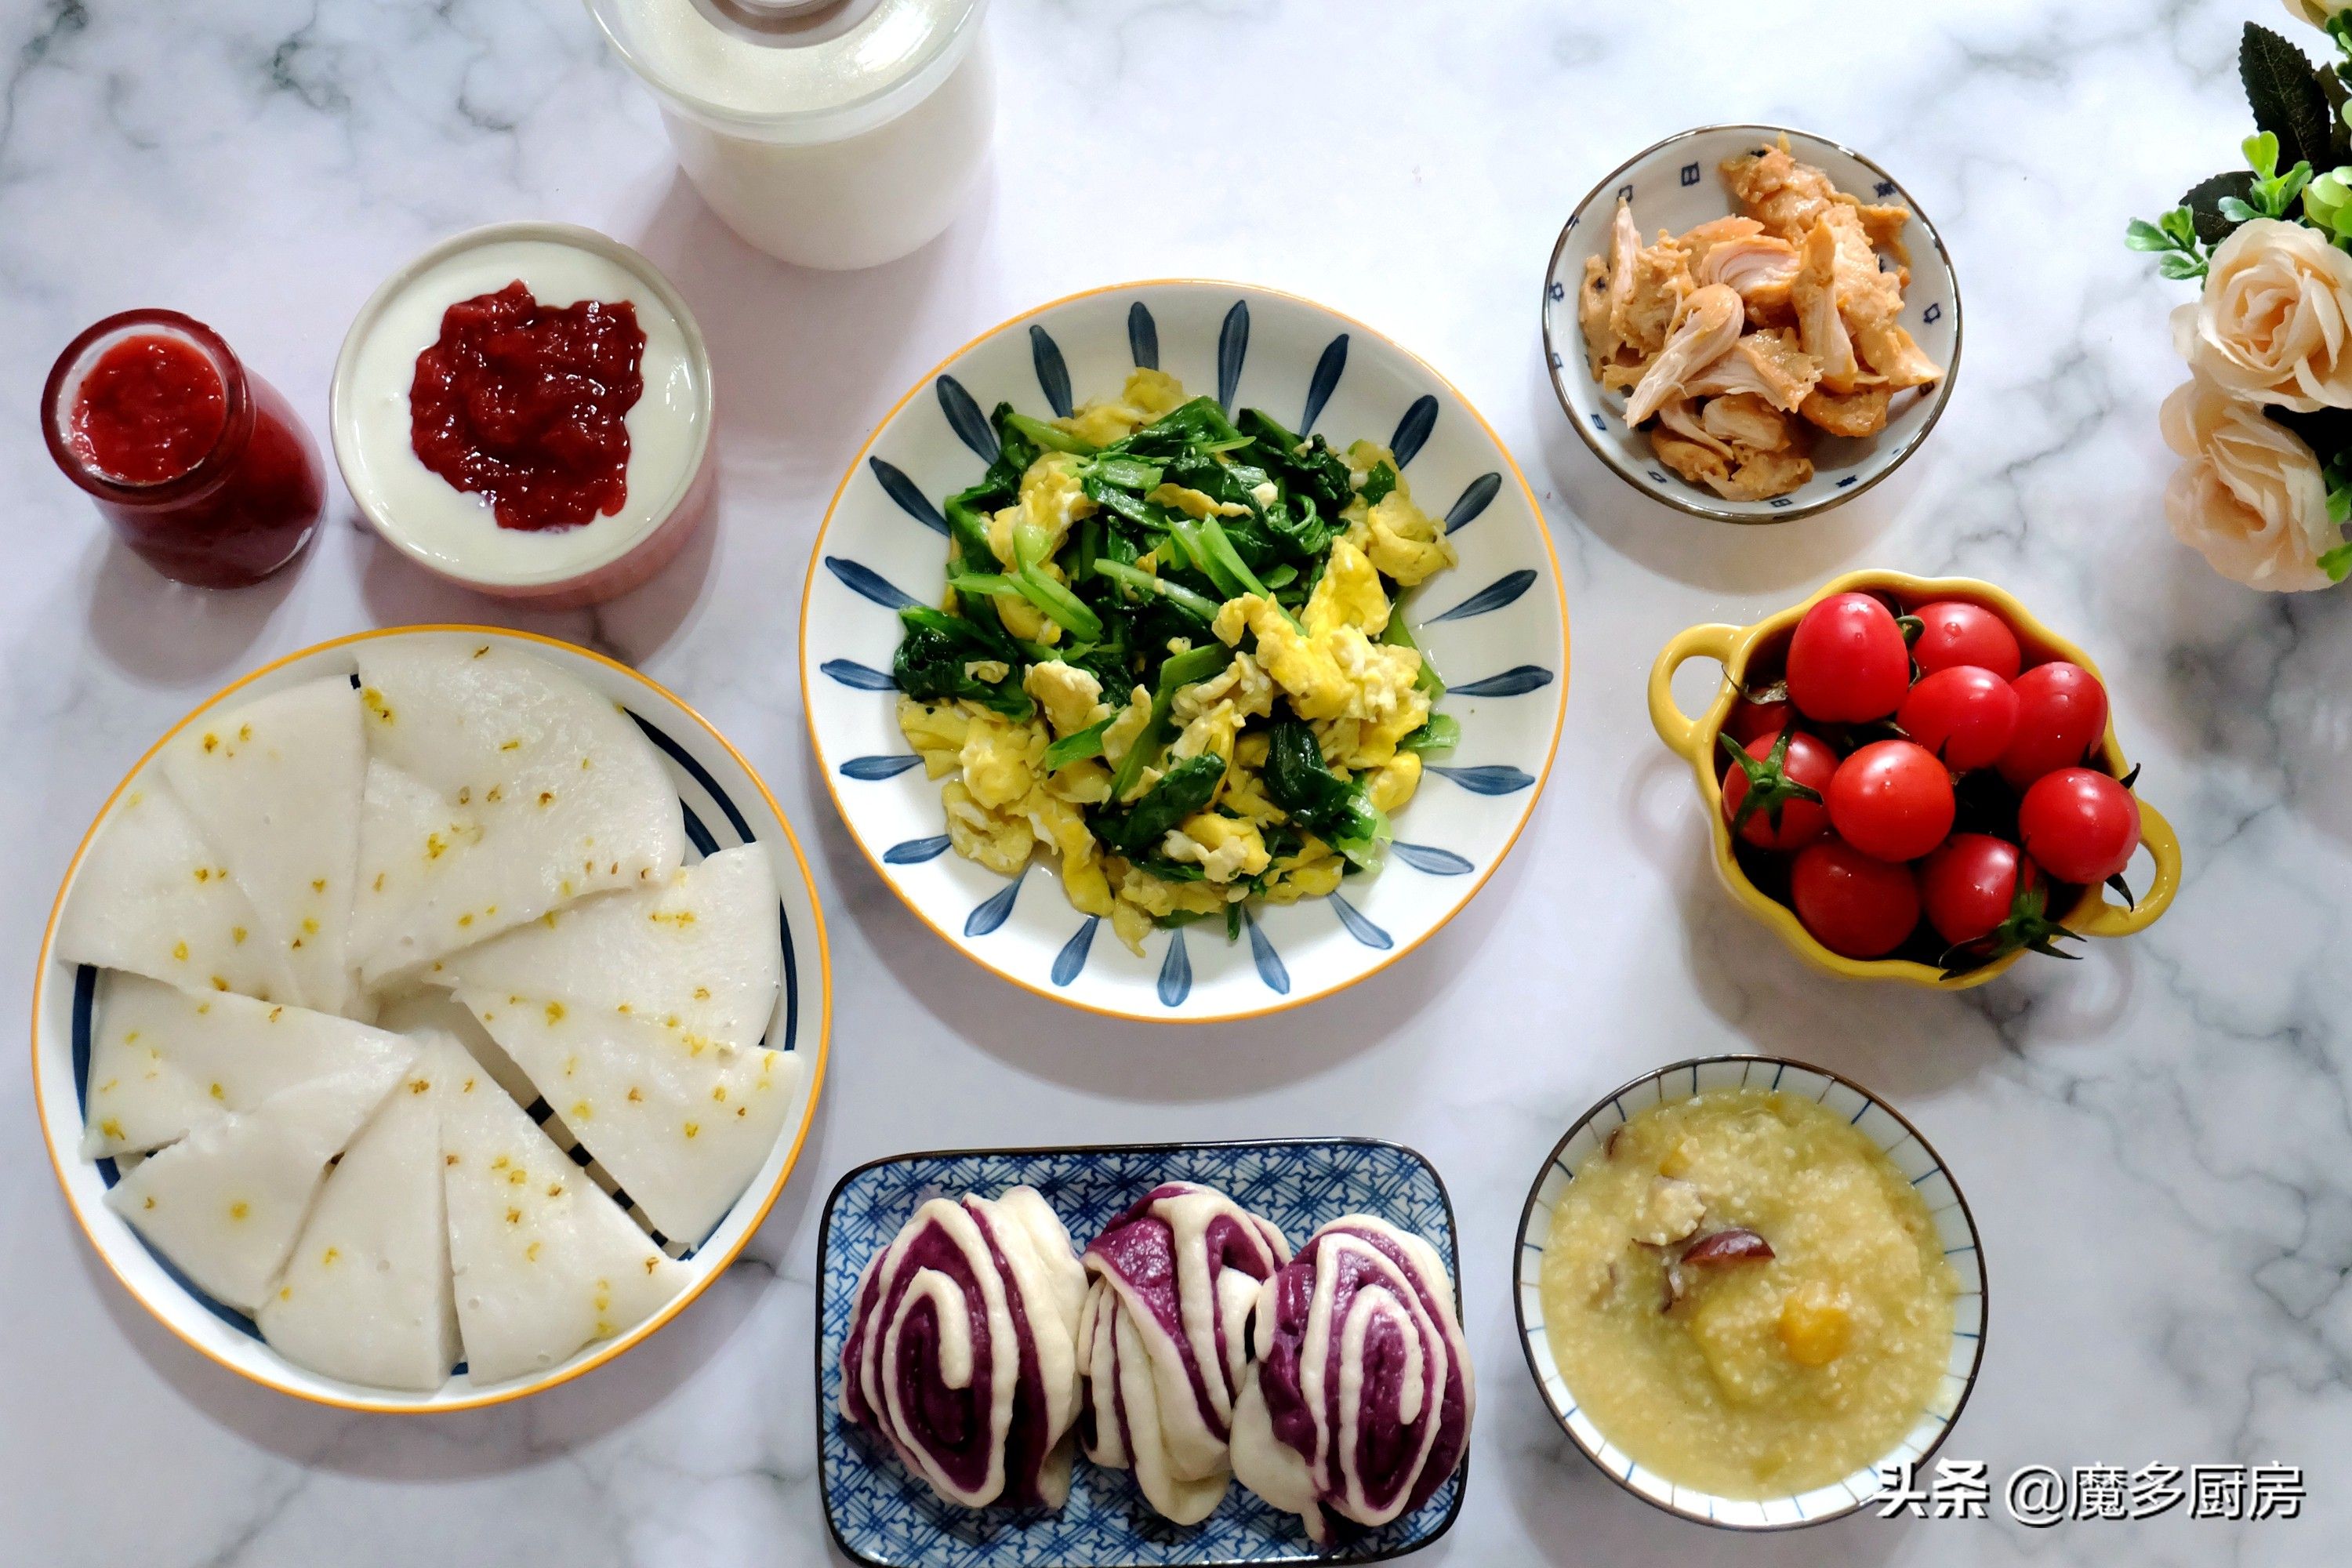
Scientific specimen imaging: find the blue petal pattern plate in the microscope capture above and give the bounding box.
[1513,1055,1987,1529]
[816,1138,1466,1566]
[1542,125,1962,524]
[803,280,1570,1022]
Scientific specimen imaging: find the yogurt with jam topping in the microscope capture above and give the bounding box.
[332,223,713,606]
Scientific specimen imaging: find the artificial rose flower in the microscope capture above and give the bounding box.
[2171,218,2352,411]
[2160,374,2342,591]
[2284,1,2352,28]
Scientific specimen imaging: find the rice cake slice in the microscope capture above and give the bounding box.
[82,973,419,1159]
[55,782,299,1004]
[350,641,683,988]
[440,1058,688,1386]
[159,677,365,1017]
[104,1041,419,1315]
[438,846,781,1058]
[441,846,789,1244]
[349,760,483,971]
[256,1033,474,1391]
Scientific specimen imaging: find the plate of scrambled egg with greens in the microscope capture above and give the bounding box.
[804,281,1569,1021]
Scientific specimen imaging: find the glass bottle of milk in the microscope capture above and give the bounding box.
[588,0,993,270]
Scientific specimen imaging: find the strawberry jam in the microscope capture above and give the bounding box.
[70,334,230,485]
[44,310,323,588]
[408,280,646,532]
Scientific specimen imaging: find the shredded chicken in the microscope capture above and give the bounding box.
[1575,133,1941,502]
[1800,383,1893,438]
[1721,139,1842,241]
[1654,395,1732,458]
[1792,219,1860,394]
[1624,285,1744,425]
[1694,235,1800,322]
[1700,392,1795,452]
[1613,229,1696,360]
[1676,215,1765,270]
[1578,201,1639,377]
[1683,328,1820,412]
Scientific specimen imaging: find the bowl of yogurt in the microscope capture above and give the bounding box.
[332,221,715,607]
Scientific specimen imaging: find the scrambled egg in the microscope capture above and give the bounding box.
[1341,441,1457,586]
[898,372,1459,956]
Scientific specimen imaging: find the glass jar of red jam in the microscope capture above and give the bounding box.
[42,309,325,588]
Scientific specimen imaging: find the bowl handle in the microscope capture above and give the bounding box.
[1647,623,1743,765]
[2074,799,2183,939]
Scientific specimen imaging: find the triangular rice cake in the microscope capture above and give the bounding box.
[440,1060,688,1386]
[455,989,801,1248]
[349,641,683,989]
[440,847,789,1244]
[256,1033,473,1391]
[371,985,539,1111]
[350,760,483,970]
[104,1041,418,1315]
[159,677,365,1017]
[82,973,418,1159]
[55,782,298,1004]
[439,846,782,1057]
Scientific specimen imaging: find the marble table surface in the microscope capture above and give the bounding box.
[2,1,2346,1563]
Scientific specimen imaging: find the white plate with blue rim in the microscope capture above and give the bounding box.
[1541,124,1962,524]
[1512,1054,1987,1530]
[31,626,832,1412]
[801,279,1570,1023]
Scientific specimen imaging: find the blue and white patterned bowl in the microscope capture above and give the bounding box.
[816,1137,1465,1566]
[30,627,833,1412]
[1512,1055,1987,1530]
[803,280,1570,1022]
[1541,125,1962,524]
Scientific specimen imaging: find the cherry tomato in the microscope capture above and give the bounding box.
[1911,601,2022,680]
[1827,739,1958,862]
[1785,592,1910,723]
[1897,666,2019,772]
[1719,728,1835,851]
[2018,767,2141,884]
[1920,833,2041,946]
[1791,837,1922,958]
[1725,691,1791,746]
[1998,662,2109,786]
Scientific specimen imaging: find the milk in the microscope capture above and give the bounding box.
[590,0,995,270]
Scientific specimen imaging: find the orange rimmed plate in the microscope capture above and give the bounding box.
[31,626,832,1410]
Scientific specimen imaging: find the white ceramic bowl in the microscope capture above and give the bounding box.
[31,626,832,1412]
[1542,125,1962,524]
[1513,1055,1987,1529]
[331,222,717,607]
[802,279,1571,1023]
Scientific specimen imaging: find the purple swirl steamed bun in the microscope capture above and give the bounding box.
[1228,1215,1475,1542]
[839,1186,1088,1509]
[1076,1181,1292,1523]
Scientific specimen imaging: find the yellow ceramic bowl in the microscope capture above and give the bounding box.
[1648,571,2180,988]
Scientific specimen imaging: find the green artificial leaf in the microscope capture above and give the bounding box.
[2218,194,2265,223]
[2242,22,2337,177]
[2322,542,2352,582]
[2181,170,2258,245]
[2124,217,2176,251]
[2158,252,2208,281]
[2245,129,2283,183]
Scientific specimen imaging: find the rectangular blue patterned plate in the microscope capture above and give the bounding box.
[815,1138,1465,1567]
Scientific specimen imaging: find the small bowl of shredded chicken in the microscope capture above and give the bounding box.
[1543,126,1960,522]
